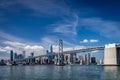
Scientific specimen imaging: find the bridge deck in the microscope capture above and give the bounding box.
[15,44,120,61]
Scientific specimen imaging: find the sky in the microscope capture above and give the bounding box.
[0,0,120,60]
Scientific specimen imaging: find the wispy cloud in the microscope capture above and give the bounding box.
[90,39,99,43]
[17,0,70,16]
[79,18,120,39]
[41,36,76,48]
[0,30,24,42]
[80,39,99,43]
[40,36,86,53]
[52,14,78,35]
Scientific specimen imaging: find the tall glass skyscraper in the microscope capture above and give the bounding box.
[10,50,14,61]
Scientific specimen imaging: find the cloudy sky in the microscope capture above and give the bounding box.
[0,0,120,59]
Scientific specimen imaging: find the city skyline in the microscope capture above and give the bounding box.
[0,0,120,59]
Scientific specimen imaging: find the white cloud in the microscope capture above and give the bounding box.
[24,45,44,50]
[3,41,26,47]
[80,39,99,43]
[90,39,99,43]
[0,47,7,52]
[80,39,89,43]
[0,46,14,53]
[1,40,45,56]
[41,36,76,48]
[53,45,85,52]
[74,46,85,50]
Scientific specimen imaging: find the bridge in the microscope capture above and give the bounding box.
[14,46,103,60]
[14,43,120,66]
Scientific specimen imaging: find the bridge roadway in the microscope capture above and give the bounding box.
[16,44,120,61]
[17,46,104,61]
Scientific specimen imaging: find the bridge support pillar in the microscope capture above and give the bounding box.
[56,39,65,66]
[104,44,120,66]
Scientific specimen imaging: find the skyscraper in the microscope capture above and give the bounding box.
[79,55,84,65]
[87,53,91,65]
[50,45,53,53]
[10,50,14,61]
[85,54,87,64]
[31,52,34,57]
[22,51,26,59]
[14,53,18,60]
[91,57,96,64]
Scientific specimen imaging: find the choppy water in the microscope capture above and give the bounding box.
[0,65,120,80]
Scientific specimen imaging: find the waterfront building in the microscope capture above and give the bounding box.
[73,53,76,64]
[0,59,6,65]
[18,54,24,59]
[10,50,14,61]
[85,54,87,64]
[31,52,34,57]
[22,51,26,59]
[50,45,53,53]
[96,59,103,65]
[87,53,91,65]
[14,53,18,60]
[79,55,84,65]
[91,57,96,64]
[46,50,49,54]
[64,55,68,64]
[46,45,54,60]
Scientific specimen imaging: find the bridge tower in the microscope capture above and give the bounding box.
[104,44,120,66]
[56,39,64,66]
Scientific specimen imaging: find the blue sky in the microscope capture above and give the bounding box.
[0,0,120,59]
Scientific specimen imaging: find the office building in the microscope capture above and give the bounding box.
[10,50,14,61]
[14,53,18,60]
[31,52,34,57]
[22,51,26,59]
[50,45,53,53]
[91,57,96,64]
[87,53,91,65]
[79,55,84,65]
[85,54,87,64]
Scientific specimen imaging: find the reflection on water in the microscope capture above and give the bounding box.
[102,66,120,80]
[0,65,120,80]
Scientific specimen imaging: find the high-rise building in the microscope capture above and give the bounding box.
[79,55,84,65]
[31,52,34,57]
[47,45,54,60]
[91,57,96,64]
[87,53,91,65]
[18,54,24,59]
[85,54,87,64]
[50,45,53,53]
[22,51,26,59]
[10,50,14,61]
[14,53,18,60]
[46,50,49,54]
[73,53,76,64]
[64,55,68,64]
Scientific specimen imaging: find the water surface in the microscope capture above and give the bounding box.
[0,65,120,80]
